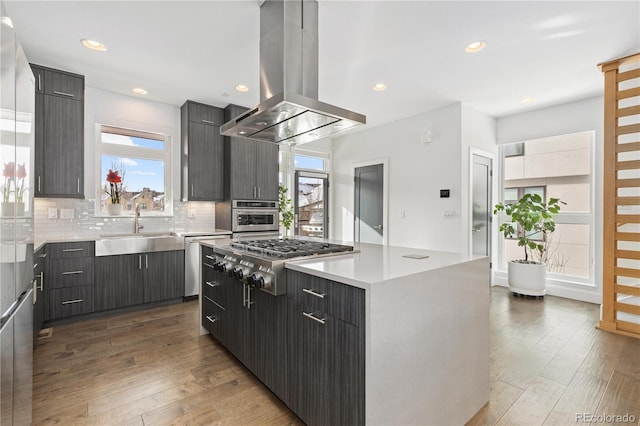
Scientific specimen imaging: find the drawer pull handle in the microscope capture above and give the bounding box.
[53,90,74,97]
[303,311,326,325]
[201,120,216,125]
[205,255,216,260]
[62,248,84,252]
[62,270,83,275]
[205,315,217,324]
[39,253,47,258]
[302,288,325,299]
[62,299,83,305]
[203,262,216,269]
[205,281,219,288]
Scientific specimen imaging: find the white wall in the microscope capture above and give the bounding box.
[495,96,604,304]
[330,103,497,254]
[83,86,181,201]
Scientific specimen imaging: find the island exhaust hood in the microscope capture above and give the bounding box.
[220,0,366,145]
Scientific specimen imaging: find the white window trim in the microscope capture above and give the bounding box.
[496,130,596,287]
[94,124,173,217]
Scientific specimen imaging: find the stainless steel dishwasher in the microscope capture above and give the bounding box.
[184,234,230,298]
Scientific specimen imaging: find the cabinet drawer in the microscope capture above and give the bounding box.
[202,295,226,343]
[44,69,84,100]
[202,266,226,307]
[49,241,95,259]
[49,258,94,289]
[49,286,94,319]
[187,101,224,125]
[286,270,365,327]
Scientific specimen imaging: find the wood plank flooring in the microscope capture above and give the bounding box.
[33,287,639,425]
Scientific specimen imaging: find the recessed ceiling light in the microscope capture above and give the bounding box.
[372,83,387,91]
[521,96,536,103]
[235,84,249,92]
[2,17,14,28]
[81,38,107,51]
[256,121,267,126]
[238,131,247,135]
[334,123,345,129]
[465,41,486,53]
[132,88,147,95]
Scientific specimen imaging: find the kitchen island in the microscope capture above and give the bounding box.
[200,240,489,425]
[285,243,489,426]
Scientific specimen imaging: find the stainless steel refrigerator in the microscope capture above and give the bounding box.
[0,2,35,424]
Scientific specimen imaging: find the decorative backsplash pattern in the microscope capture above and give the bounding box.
[34,198,216,246]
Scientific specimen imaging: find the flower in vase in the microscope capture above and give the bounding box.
[105,169,123,204]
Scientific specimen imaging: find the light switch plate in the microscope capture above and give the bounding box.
[47,208,57,219]
[187,209,196,218]
[60,209,74,219]
[442,210,456,219]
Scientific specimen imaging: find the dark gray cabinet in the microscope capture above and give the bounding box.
[32,247,46,344]
[200,247,287,400]
[95,254,143,311]
[143,251,184,303]
[286,270,365,426]
[46,242,95,321]
[181,100,225,201]
[95,250,183,312]
[224,104,279,201]
[31,64,84,198]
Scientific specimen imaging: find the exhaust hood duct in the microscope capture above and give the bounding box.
[220,0,366,145]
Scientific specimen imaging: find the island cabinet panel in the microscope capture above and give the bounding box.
[95,254,143,311]
[286,270,365,426]
[200,250,287,401]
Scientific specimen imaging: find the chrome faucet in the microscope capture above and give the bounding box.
[134,204,144,233]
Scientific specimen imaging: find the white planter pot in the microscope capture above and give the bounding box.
[106,203,123,216]
[508,260,546,296]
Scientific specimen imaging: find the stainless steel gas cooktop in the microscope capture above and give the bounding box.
[229,238,354,259]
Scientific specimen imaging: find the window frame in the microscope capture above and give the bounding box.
[497,131,596,286]
[94,124,173,217]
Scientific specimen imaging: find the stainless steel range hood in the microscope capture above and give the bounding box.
[220,0,366,145]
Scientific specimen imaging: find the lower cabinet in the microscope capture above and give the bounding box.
[95,250,184,312]
[286,270,365,426]
[49,286,94,318]
[201,248,287,401]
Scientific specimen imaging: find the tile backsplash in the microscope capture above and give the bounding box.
[34,198,217,246]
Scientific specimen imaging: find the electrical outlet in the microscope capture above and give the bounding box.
[187,209,196,218]
[442,210,456,219]
[60,209,74,219]
[400,210,406,219]
[47,208,57,219]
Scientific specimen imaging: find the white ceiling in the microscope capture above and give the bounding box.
[5,1,639,131]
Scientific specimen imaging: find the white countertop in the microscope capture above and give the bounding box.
[285,243,486,288]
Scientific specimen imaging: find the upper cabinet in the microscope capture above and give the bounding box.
[224,104,279,201]
[31,64,84,198]
[181,100,225,201]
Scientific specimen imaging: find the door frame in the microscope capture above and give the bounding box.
[468,148,495,260]
[294,170,329,238]
[352,157,389,245]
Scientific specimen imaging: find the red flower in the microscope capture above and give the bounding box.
[16,163,26,179]
[3,162,15,178]
[106,169,122,184]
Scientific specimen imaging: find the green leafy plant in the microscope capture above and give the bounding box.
[493,193,565,263]
[279,184,294,231]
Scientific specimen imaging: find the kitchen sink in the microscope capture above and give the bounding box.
[95,234,184,256]
[98,232,176,239]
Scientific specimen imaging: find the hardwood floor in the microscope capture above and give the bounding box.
[33,287,639,425]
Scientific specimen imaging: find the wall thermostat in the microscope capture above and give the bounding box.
[440,189,450,198]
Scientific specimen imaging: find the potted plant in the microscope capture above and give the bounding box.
[104,168,124,215]
[493,193,565,297]
[279,184,294,238]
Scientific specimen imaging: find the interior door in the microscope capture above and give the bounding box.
[472,154,492,256]
[354,164,383,244]
[294,171,329,238]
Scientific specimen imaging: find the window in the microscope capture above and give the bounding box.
[498,131,594,282]
[95,125,172,216]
